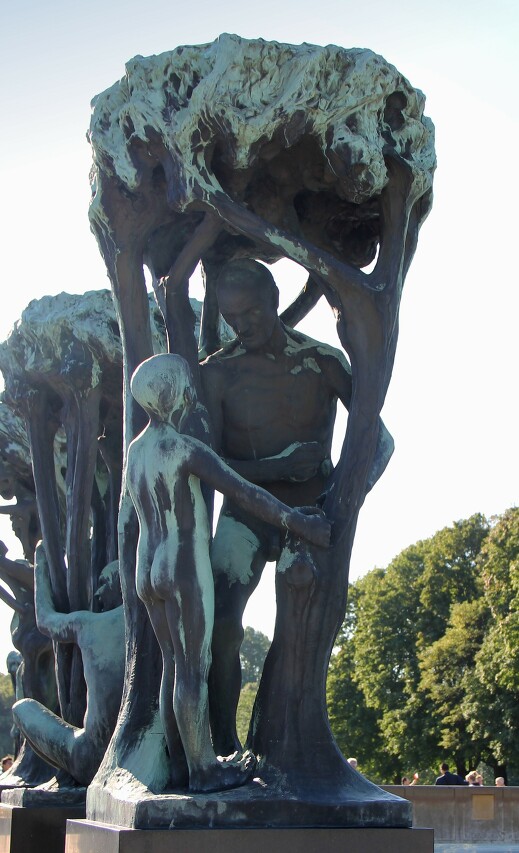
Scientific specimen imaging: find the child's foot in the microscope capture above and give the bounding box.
[189,750,256,794]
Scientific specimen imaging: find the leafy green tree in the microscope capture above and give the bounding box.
[351,544,435,775]
[236,681,258,746]
[419,597,489,776]
[418,514,489,646]
[235,626,271,747]
[462,508,519,781]
[327,595,392,783]
[240,626,271,685]
[0,673,15,758]
[327,514,490,780]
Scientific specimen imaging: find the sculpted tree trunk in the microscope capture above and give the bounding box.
[246,159,429,799]
[0,407,59,787]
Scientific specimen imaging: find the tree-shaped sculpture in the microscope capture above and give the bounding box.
[0,291,126,732]
[0,289,203,795]
[87,35,435,828]
[0,404,58,788]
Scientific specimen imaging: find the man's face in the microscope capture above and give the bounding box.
[217,284,278,352]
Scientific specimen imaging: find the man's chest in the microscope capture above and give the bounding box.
[220,360,331,433]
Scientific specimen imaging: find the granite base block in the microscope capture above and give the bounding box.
[65,819,434,853]
[0,804,85,853]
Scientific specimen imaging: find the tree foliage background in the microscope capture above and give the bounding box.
[0,673,15,758]
[236,627,271,745]
[326,509,519,785]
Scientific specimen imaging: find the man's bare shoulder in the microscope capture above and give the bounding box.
[201,340,245,373]
[283,326,351,373]
[200,343,249,401]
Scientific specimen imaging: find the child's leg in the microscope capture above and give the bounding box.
[141,597,189,788]
[165,550,214,773]
[164,550,255,793]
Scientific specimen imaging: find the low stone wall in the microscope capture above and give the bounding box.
[383,785,519,844]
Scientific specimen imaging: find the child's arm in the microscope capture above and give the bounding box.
[187,439,331,548]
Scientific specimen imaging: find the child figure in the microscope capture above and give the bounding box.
[127,353,330,794]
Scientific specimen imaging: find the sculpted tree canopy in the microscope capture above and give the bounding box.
[0,406,39,563]
[89,35,434,273]
[85,35,435,829]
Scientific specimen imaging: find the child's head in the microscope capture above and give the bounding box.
[94,560,122,611]
[131,354,195,422]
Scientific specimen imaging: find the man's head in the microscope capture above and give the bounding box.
[495,776,505,787]
[216,260,280,352]
[131,354,195,423]
[94,561,122,612]
[1,755,13,772]
[440,763,449,773]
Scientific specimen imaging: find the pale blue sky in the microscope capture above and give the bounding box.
[0,0,517,655]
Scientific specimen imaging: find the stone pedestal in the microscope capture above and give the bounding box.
[0,804,85,853]
[2,786,86,808]
[65,820,434,853]
[86,777,413,829]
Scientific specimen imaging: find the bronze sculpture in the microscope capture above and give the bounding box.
[85,35,434,828]
[0,35,434,832]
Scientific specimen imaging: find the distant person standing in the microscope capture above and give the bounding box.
[435,762,469,785]
[347,757,358,770]
[1,755,13,773]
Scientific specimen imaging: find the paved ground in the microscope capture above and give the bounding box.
[435,845,519,853]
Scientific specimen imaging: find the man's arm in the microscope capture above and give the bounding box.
[227,442,325,484]
[187,439,331,548]
[0,541,34,591]
[34,544,79,643]
[200,362,224,453]
[321,348,394,491]
[319,347,353,411]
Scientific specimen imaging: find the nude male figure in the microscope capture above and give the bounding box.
[13,549,125,786]
[201,259,393,756]
[126,353,330,794]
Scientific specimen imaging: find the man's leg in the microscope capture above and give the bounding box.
[13,699,93,785]
[208,511,270,756]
